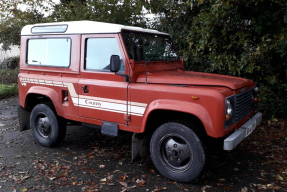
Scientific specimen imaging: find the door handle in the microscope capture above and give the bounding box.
[82,85,89,93]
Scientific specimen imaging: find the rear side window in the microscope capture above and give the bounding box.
[27,38,71,67]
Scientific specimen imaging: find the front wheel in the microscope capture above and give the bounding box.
[30,103,66,147]
[150,122,205,182]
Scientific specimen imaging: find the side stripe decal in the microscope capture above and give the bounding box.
[20,77,147,116]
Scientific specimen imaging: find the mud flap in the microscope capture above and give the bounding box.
[101,121,119,136]
[17,106,31,131]
[131,133,149,162]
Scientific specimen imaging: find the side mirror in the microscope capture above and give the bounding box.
[110,55,120,72]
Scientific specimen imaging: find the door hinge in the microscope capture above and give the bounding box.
[124,114,131,122]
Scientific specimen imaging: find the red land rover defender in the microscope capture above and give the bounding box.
[17,21,262,182]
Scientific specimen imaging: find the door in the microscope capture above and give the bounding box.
[78,34,129,124]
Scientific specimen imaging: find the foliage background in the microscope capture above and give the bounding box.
[0,0,286,119]
[0,56,19,98]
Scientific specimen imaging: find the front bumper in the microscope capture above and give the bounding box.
[224,112,262,150]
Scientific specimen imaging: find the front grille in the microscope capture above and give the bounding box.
[234,89,254,122]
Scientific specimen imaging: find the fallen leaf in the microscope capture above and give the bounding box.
[22,187,27,192]
[13,155,22,159]
[12,176,20,182]
[223,187,233,190]
[241,187,248,192]
[21,176,31,181]
[119,182,128,188]
[273,186,281,190]
[136,179,145,183]
[99,164,105,168]
[48,177,56,181]
[100,178,106,182]
[119,175,126,182]
[107,174,113,180]
[276,175,284,180]
[136,179,145,187]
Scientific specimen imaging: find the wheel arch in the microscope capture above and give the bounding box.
[141,100,215,137]
[23,86,64,116]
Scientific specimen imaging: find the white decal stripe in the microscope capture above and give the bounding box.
[79,104,125,114]
[80,95,126,105]
[71,97,78,106]
[79,95,147,107]
[54,84,64,87]
[79,98,127,113]
[130,105,146,115]
[78,104,143,116]
[63,82,78,97]
[19,78,147,116]
[78,98,146,116]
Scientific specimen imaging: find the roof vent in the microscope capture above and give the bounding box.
[31,25,68,33]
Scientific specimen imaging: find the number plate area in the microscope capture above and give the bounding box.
[224,113,262,151]
[245,120,256,137]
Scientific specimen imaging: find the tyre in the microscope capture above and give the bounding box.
[150,122,205,182]
[30,103,66,147]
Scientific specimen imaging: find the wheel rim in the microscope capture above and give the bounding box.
[158,134,193,172]
[35,113,51,139]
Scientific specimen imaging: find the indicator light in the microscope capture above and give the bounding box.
[254,97,258,102]
[226,114,230,121]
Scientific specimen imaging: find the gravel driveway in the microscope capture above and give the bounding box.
[0,96,286,192]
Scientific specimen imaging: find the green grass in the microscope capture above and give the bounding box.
[0,84,18,99]
[0,69,19,99]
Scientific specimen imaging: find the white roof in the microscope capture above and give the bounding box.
[21,20,169,36]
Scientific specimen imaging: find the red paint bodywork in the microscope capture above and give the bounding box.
[18,32,256,138]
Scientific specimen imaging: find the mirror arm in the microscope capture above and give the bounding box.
[116,73,129,82]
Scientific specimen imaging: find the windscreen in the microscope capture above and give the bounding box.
[121,30,179,62]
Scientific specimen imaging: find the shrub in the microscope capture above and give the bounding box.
[0,69,19,84]
[0,56,20,69]
[182,0,287,119]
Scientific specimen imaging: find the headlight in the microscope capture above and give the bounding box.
[225,96,235,128]
[226,100,233,116]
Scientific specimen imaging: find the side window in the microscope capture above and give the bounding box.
[85,38,125,72]
[27,38,71,67]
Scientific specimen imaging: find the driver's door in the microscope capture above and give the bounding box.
[78,34,128,124]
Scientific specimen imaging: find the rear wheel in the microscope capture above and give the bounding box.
[150,122,205,182]
[30,103,66,147]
